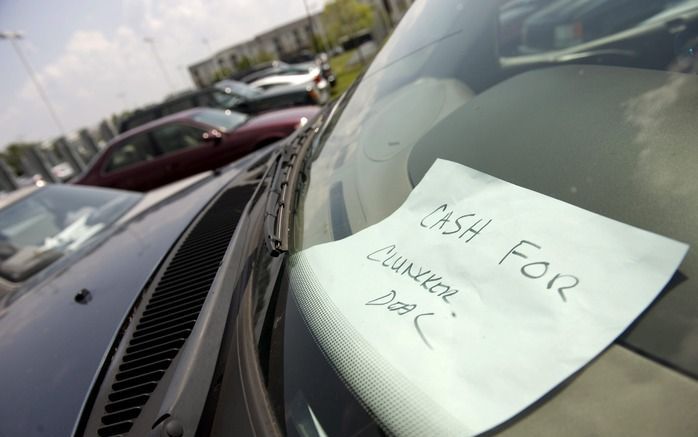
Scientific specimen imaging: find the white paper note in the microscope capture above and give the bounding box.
[292,159,688,436]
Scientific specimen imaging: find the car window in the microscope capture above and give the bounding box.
[210,90,241,107]
[193,91,216,107]
[258,82,287,90]
[192,108,248,131]
[216,80,263,99]
[272,1,698,436]
[120,111,159,132]
[0,185,140,282]
[105,134,157,172]
[279,67,310,75]
[151,123,206,155]
[162,97,197,115]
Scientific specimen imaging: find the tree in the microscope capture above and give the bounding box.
[212,67,233,82]
[313,35,330,53]
[255,51,276,64]
[322,0,375,61]
[1,142,36,175]
[237,56,253,71]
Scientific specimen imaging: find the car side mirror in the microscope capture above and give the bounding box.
[202,129,223,145]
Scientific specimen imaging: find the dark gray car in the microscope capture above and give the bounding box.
[118,80,321,133]
[3,1,697,437]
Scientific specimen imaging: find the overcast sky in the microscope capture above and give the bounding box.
[0,0,324,149]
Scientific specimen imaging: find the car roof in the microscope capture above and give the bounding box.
[162,88,208,102]
[111,108,213,143]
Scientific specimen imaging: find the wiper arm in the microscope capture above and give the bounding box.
[264,119,321,256]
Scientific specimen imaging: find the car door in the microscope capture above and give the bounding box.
[150,123,219,185]
[99,133,164,191]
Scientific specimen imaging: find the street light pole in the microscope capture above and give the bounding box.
[0,30,66,135]
[176,64,190,88]
[143,37,176,93]
[301,0,320,53]
[202,38,213,53]
[310,1,332,53]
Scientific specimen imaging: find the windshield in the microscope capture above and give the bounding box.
[500,0,698,55]
[276,1,698,436]
[0,185,140,283]
[192,108,248,132]
[215,80,263,99]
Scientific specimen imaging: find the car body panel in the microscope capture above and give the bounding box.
[118,79,319,133]
[215,80,319,112]
[0,153,262,437]
[235,105,316,131]
[74,107,319,191]
[248,66,327,91]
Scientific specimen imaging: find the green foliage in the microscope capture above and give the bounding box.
[322,0,375,47]
[231,53,274,76]
[313,36,329,53]
[212,67,233,82]
[329,49,364,98]
[1,142,37,175]
[255,51,276,63]
[237,56,253,70]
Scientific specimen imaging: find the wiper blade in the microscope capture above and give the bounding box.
[264,119,320,256]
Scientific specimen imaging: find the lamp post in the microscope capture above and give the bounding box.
[202,38,213,53]
[301,0,321,53]
[310,1,332,53]
[0,30,66,135]
[177,64,191,88]
[143,36,176,93]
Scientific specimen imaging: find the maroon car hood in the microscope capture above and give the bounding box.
[237,105,320,131]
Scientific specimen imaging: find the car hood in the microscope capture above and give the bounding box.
[255,82,311,98]
[250,72,315,88]
[237,105,320,131]
[0,155,264,437]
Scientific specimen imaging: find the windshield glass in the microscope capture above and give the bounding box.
[500,0,698,55]
[0,185,140,283]
[211,90,240,107]
[278,1,698,436]
[192,108,248,132]
[215,80,263,99]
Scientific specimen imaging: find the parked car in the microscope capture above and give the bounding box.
[281,49,317,64]
[247,63,325,89]
[214,79,327,109]
[2,1,697,437]
[241,60,337,88]
[228,60,288,81]
[0,184,140,296]
[239,61,295,83]
[281,51,338,87]
[50,161,75,181]
[76,106,318,191]
[316,53,338,87]
[118,81,322,133]
[0,149,274,437]
[248,64,331,102]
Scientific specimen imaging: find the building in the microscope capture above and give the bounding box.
[188,13,327,88]
[188,0,416,87]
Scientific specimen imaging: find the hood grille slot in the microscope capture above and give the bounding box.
[92,185,253,437]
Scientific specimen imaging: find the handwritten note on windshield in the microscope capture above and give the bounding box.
[293,159,688,436]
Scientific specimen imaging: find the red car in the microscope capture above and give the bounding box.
[74,106,319,191]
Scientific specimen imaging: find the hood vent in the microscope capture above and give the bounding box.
[87,184,254,437]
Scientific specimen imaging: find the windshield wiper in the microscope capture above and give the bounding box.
[264,118,321,256]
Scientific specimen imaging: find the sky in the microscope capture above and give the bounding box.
[0,0,325,149]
